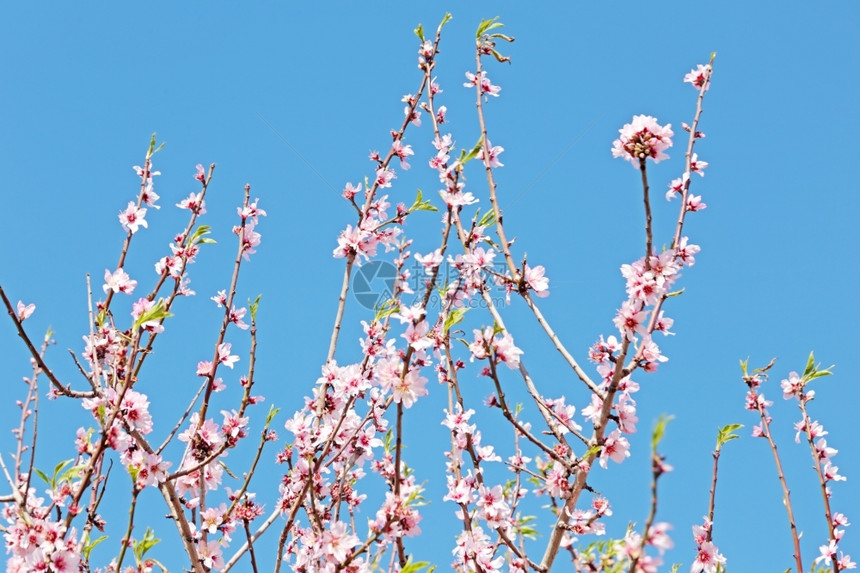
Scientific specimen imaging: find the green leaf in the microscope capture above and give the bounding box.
[808,368,833,381]
[401,557,432,573]
[739,357,749,377]
[477,208,496,229]
[414,23,425,42]
[33,467,51,486]
[651,414,673,451]
[461,137,484,164]
[476,16,503,38]
[516,513,539,539]
[801,351,834,382]
[716,423,744,449]
[52,459,74,488]
[249,294,262,322]
[82,534,108,560]
[803,351,816,379]
[265,405,280,426]
[133,298,172,331]
[443,308,468,335]
[58,464,85,485]
[409,189,438,213]
[374,299,399,322]
[133,527,161,564]
[439,13,452,29]
[189,224,216,246]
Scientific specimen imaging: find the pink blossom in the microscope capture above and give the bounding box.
[321,521,360,562]
[686,194,707,212]
[141,181,160,209]
[494,332,523,369]
[824,462,846,482]
[133,163,161,179]
[464,71,501,97]
[684,64,712,91]
[647,522,674,554]
[780,371,804,399]
[616,392,639,434]
[176,191,206,215]
[666,173,689,201]
[476,484,511,528]
[833,513,851,528]
[403,320,433,352]
[375,167,396,188]
[524,264,550,297]
[394,369,428,408]
[612,115,674,166]
[545,396,581,434]
[103,268,137,295]
[229,306,249,330]
[342,181,362,200]
[415,249,443,275]
[218,342,239,369]
[211,289,227,307]
[200,505,225,534]
[16,300,35,322]
[544,468,569,498]
[613,300,647,341]
[119,201,148,234]
[391,139,414,170]
[599,429,630,468]
[676,237,701,266]
[333,224,378,262]
[817,540,839,567]
[477,140,504,168]
[690,153,708,176]
[815,438,838,461]
[441,189,479,207]
[237,221,262,260]
[194,163,206,182]
[134,452,170,488]
[238,199,267,223]
[117,388,154,434]
[197,539,224,571]
[691,541,726,573]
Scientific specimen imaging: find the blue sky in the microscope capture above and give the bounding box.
[2,2,859,570]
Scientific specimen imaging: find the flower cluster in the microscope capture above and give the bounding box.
[611,115,674,166]
[3,491,81,572]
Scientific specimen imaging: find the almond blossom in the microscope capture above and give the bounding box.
[15,300,35,321]
[684,64,712,91]
[119,201,148,233]
[611,115,674,166]
[103,267,137,294]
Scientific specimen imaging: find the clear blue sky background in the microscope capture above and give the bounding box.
[2,2,859,571]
